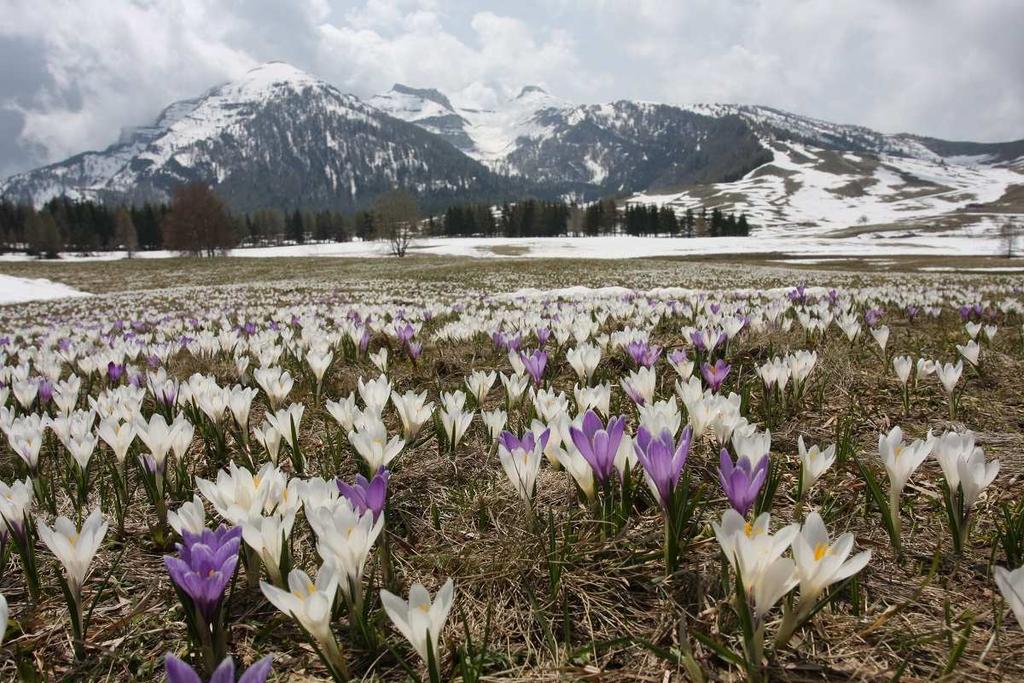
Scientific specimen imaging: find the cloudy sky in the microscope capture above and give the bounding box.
[2,0,1022,177]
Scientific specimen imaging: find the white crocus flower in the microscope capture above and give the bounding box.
[196,462,272,526]
[357,375,392,415]
[957,448,999,509]
[309,505,384,601]
[261,564,340,647]
[36,509,108,594]
[994,565,1024,631]
[956,340,980,366]
[500,372,529,405]
[566,344,601,383]
[380,579,455,665]
[574,383,611,417]
[97,417,136,464]
[0,592,6,647]
[878,426,933,496]
[168,495,206,536]
[798,436,836,496]
[391,390,434,440]
[325,394,360,432]
[791,512,870,604]
[369,348,389,373]
[935,361,963,395]
[481,409,507,443]
[621,366,656,406]
[253,421,282,463]
[892,356,912,385]
[134,413,179,470]
[266,403,304,449]
[497,431,546,502]
[228,385,259,433]
[242,512,295,586]
[713,509,799,619]
[559,444,596,500]
[439,406,474,451]
[870,325,889,352]
[915,358,936,383]
[306,349,334,386]
[348,417,405,472]
[67,432,98,471]
[465,370,497,406]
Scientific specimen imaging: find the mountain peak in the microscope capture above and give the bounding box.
[217,62,322,101]
[389,84,455,112]
[516,85,548,99]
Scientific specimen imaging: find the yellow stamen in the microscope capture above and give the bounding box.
[813,542,829,561]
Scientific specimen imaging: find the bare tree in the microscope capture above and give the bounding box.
[374,190,419,257]
[114,208,138,258]
[1001,221,1018,259]
[161,183,235,256]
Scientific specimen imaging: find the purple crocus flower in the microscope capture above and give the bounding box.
[165,654,272,683]
[688,330,706,352]
[337,470,390,521]
[569,411,627,485]
[498,429,549,455]
[905,305,920,322]
[406,341,423,361]
[701,359,731,392]
[828,289,839,305]
[520,349,548,386]
[718,450,769,517]
[506,333,522,353]
[36,378,53,404]
[107,361,125,383]
[358,327,371,353]
[633,426,693,510]
[396,322,415,344]
[536,327,551,348]
[147,354,162,368]
[668,348,688,366]
[491,331,508,350]
[164,525,242,623]
[627,340,662,368]
[864,308,884,328]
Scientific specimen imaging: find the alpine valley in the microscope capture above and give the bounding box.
[2,62,1022,236]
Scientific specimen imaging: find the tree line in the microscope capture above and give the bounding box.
[0,184,753,258]
[434,198,751,238]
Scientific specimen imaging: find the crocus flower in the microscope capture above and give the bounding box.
[337,470,389,521]
[520,349,548,386]
[497,430,549,502]
[380,579,455,665]
[0,592,6,647]
[718,450,769,517]
[701,359,731,393]
[261,564,340,652]
[36,509,108,595]
[164,525,242,623]
[633,426,692,510]
[569,410,627,485]
[165,654,272,683]
[995,565,1024,631]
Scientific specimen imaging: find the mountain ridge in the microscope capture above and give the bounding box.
[2,62,1022,234]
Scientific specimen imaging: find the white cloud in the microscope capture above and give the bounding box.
[0,0,1021,177]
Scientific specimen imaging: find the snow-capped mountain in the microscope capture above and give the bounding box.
[371,85,771,192]
[371,83,1024,226]
[2,61,1021,236]
[0,63,520,211]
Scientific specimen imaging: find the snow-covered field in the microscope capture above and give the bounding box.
[0,274,91,304]
[0,231,1018,263]
[632,141,1022,237]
